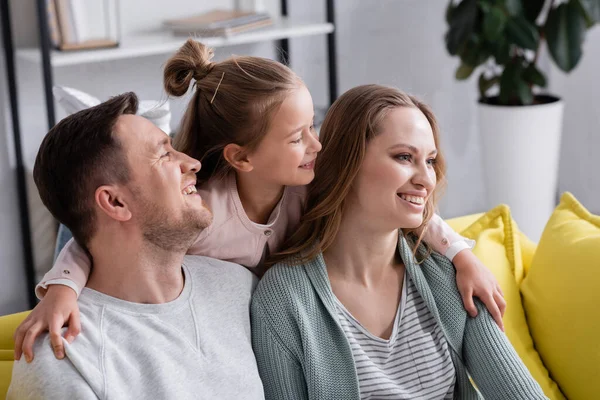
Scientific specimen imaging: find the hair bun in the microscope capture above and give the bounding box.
[163,39,216,97]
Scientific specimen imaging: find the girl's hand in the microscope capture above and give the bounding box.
[13,285,81,362]
[453,249,506,331]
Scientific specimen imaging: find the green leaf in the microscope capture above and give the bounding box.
[456,63,476,80]
[523,64,548,87]
[499,61,524,104]
[516,79,534,105]
[523,0,546,23]
[493,38,512,64]
[446,1,455,24]
[506,16,540,49]
[577,0,600,23]
[575,0,600,27]
[479,1,492,13]
[505,0,523,16]
[484,6,508,40]
[459,35,491,67]
[445,0,478,55]
[478,72,500,98]
[546,1,587,72]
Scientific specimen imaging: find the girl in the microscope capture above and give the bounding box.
[251,84,546,399]
[14,40,504,362]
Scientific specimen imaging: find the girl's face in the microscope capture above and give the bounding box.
[246,84,322,187]
[346,106,438,232]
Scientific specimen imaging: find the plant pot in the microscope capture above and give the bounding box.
[478,96,564,242]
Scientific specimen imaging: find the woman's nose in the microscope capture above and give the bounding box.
[412,163,436,190]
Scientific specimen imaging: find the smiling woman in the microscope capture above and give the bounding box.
[252,84,548,400]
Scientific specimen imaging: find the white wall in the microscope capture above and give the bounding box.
[550,27,600,214]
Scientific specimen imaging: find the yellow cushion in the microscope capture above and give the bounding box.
[448,205,564,400]
[521,192,600,400]
[0,311,29,400]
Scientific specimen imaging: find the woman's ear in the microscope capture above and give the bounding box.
[223,143,253,172]
[95,185,132,222]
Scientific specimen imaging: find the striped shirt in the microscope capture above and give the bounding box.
[334,272,456,399]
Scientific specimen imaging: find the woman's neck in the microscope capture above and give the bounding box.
[235,172,285,225]
[324,214,401,287]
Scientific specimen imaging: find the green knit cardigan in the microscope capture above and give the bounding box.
[251,234,548,400]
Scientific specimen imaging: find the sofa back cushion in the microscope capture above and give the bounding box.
[521,192,600,400]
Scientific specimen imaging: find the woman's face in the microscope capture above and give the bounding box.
[346,106,438,231]
[246,84,322,187]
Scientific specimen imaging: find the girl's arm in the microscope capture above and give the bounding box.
[36,239,91,299]
[423,214,506,331]
[15,239,90,363]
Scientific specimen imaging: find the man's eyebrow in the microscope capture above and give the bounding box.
[157,137,170,148]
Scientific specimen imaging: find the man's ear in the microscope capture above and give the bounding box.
[95,185,132,222]
[223,143,253,172]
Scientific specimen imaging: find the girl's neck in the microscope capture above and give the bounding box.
[235,172,285,225]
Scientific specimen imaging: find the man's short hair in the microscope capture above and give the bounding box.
[33,92,139,247]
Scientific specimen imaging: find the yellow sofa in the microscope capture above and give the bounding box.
[0,311,29,400]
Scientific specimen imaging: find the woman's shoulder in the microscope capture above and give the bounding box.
[252,257,324,318]
[254,259,311,301]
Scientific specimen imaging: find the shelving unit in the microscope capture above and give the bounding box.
[16,19,334,67]
[2,0,338,307]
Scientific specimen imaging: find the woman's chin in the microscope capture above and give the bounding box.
[399,215,424,230]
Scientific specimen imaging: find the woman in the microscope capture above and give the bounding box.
[251,85,547,399]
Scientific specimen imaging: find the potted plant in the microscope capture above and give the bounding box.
[444,0,599,240]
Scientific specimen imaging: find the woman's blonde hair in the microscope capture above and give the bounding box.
[164,39,301,183]
[269,84,447,266]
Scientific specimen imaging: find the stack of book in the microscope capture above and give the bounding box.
[46,0,119,51]
[163,9,273,38]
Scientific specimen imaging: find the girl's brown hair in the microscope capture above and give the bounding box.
[269,84,447,265]
[164,39,301,183]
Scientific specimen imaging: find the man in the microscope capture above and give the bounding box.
[7,93,264,399]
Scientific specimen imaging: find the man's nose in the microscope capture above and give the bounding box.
[180,152,201,174]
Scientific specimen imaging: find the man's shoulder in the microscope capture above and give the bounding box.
[8,334,99,399]
[183,255,258,289]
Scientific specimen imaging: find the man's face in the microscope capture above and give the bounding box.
[115,115,212,251]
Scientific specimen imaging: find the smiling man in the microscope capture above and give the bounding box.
[7,93,264,400]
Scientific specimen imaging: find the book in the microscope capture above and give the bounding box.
[50,0,119,51]
[45,0,62,48]
[54,0,76,44]
[171,18,273,38]
[164,9,272,37]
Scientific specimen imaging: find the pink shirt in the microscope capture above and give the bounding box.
[36,173,473,298]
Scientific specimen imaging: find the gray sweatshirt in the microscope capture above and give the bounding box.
[8,256,265,400]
